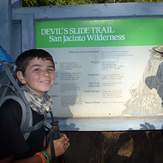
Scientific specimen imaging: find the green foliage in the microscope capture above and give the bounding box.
[23,0,51,6]
[55,0,95,5]
[22,0,96,6]
[23,0,37,6]
[22,0,163,7]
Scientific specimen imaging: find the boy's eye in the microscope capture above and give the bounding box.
[48,68,55,72]
[33,68,40,72]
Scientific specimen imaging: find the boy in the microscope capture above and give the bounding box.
[0,49,69,162]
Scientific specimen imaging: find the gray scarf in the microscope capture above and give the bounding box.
[22,86,53,115]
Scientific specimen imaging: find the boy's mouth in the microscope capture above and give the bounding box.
[40,80,50,84]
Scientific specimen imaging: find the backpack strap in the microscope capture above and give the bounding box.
[0,95,33,140]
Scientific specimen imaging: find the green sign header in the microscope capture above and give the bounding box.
[35,18,163,48]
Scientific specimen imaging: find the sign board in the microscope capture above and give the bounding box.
[35,18,163,130]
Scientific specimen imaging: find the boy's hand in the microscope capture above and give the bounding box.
[53,134,70,156]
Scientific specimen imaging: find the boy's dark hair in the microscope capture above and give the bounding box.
[16,49,55,74]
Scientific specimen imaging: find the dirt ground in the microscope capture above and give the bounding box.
[63,130,163,163]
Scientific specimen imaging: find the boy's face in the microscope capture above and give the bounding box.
[17,58,55,96]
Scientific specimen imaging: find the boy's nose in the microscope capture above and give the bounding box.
[41,70,49,76]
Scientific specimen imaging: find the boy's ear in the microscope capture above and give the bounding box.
[16,71,26,84]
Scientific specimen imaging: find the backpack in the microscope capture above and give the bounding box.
[0,46,50,140]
